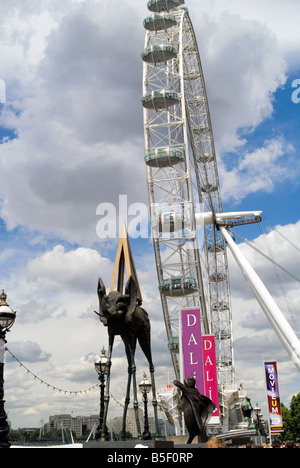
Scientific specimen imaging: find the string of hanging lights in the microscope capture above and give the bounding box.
[6,347,99,395]
[6,346,127,408]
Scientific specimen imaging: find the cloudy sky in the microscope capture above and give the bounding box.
[0,0,299,430]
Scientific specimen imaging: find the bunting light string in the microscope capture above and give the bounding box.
[6,347,99,396]
[6,347,140,409]
[109,392,125,409]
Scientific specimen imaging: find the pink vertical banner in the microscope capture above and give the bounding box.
[181,308,204,394]
[202,335,220,424]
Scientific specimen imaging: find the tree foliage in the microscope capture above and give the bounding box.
[281,393,300,441]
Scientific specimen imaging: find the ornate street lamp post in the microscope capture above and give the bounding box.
[0,290,16,449]
[139,372,152,440]
[254,403,267,437]
[94,347,110,441]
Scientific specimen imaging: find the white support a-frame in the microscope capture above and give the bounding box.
[219,225,300,372]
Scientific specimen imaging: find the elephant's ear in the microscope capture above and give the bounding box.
[125,276,137,323]
[97,278,108,326]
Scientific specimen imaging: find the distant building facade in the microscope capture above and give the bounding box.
[44,414,99,438]
[43,410,174,439]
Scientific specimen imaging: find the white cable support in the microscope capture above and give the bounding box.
[220,227,300,372]
[230,228,300,284]
[264,220,300,253]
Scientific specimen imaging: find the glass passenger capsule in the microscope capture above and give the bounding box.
[159,277,198,297]
[142,89,179,110]
[168,336,179,353]
[151,209,192,233]
[141,44,177,64]
[143,13,177,32]
[147,0,185,13]
[145,147,184,167]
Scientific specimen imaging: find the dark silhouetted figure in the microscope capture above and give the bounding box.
[174,377,216,444]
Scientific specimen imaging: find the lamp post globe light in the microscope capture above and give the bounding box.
[94,347,110,441]
[139,372,152,441]
[0,290,16,449]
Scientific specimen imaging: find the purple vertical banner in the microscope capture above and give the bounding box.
[264,361,284,433]
[181,308,204,394]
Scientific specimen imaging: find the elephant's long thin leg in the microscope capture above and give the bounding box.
[121,359,132,439]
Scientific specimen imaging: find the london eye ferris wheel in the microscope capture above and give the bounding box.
[140,0,300,426]
[141,0,234,394]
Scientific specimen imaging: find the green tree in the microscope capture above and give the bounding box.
[29,429,41,442]
[281,393,300,442]
[290,393,300,441]
[281,403,293,441]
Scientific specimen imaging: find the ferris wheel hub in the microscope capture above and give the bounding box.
[195,211,262,228]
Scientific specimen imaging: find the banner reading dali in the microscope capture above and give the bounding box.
[181,308,220,424]
[202,334,220,424]
[181,308,205,393]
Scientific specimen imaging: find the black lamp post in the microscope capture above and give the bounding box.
[254,403,267,437]
[0,290,16,449]
[94,347,110,441]
[139,372,152,440]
